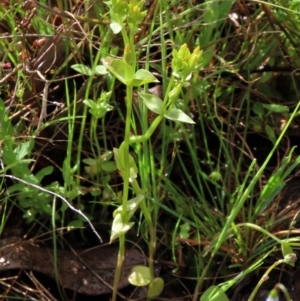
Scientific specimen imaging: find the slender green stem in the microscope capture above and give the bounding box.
[112,26,135,301]
[129,114,164,143]
[132,180,155,281]
[122,84,134,217]
[112,235,125,301]
[112,86,133,301]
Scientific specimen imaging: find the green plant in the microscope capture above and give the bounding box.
[1,0,300,300]
[87,0,202,299]
[251,102,290,144]
[0,99,53,221]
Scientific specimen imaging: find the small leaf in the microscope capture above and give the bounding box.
[39,201,52,214]
[15,139,34,160]
[201,286,230,301]
[91,190,102,196]
[101,161,117,172]
[84,164,99,176]
[7,183,27,193]
[147,277,164,298]
[110,213,134,242]
[71,64,93,76]
[139,92,163,114]
[169,84,182,102]
[147,278,165,299]
[128,266,151,286]
[67,219,83,230]
[257,70,274,84]
[83,99,95,109]
[282,242,293,258]
[102,58,133,84]
[265,125,276,144]
[110,22,122,34]
[262,103,289,114]
[95,65,108,75]
[113,194,144,219]
[83,158,97,166]
[164,108,195,124]
[179,222,190,239]
[253,102,264,118]
[35,166,54,183]
[131,69,159,86]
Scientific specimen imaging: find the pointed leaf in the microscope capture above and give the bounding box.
[102,58,132,84]
[113,194,144,218]
[262,103,289,114]
[282,242,293,258]
[71,64,93,76]
[265,124,276,144]
[101,161,117,172]
[164,108,195,124]
[110,213,134,242]
[253,102,264,118]
[131,69,159,86]
[15,139,34,160]
[139,92,163,114]
[201,286,230,301]
[82,158,97,165]
[83,99,95,109]
[95,65,109,75]
[114,145,138,182]
[110,22,122,34]
[35,166,54,183]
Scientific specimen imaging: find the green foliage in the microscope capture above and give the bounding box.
[128,265,152,286]
[105,0,146,33]
[251,101,290,143]
[2,0,300,300]
[100,0,203,298]
[0,99,54,221]
[71,64,109,76]
[102,57,159,86]
[7,166,55,222]
[83,151,117,176]
[255,147,300,216]
[147,277,164,299]
[172,44,202,82]
[200,286,230,301]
